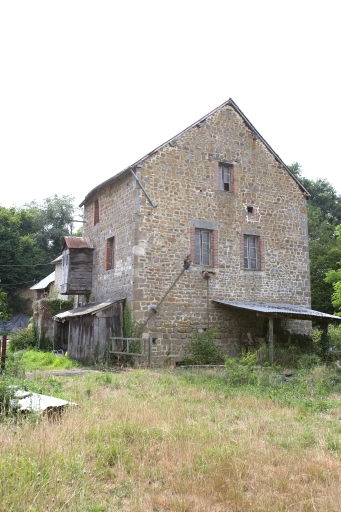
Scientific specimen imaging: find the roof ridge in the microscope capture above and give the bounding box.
[79,99,309,206]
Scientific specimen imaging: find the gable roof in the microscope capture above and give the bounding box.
[30,271,55,290]
[80,98,309,207]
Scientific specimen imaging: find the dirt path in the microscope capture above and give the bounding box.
[25,369,100,378]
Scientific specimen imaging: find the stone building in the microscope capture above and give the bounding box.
[62,99,339,364]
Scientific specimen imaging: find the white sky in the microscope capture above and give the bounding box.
[1,1,340,212]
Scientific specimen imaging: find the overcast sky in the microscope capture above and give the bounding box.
[1,1,340,212]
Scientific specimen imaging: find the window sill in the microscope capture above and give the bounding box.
[240,269,265,275]
[192,264,217,272]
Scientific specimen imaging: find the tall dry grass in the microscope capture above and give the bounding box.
[1,369,341,511]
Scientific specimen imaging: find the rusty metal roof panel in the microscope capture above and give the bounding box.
[54,297,125,321]
[63,237,93,249]
[213,300,341,322]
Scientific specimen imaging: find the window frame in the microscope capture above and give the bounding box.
[214,161,239,194]
[219,163,231,192]
[244,235,258,270]
[195,229,211,266]
[105,236,115,271]
[93,197,100,226]
[241,234,265,271]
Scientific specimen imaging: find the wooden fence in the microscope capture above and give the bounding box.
[109,337,151,366]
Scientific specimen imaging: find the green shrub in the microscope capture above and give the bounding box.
[9,322,52,352]
[8,323,36,352]
[0,380,15,417]
[48,297,74,317]
[225,351,259,386]
[182,328,225,365]
[297,353,322,369]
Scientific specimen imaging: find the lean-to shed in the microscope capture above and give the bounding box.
[60,237,94,295]
[54,298,124,363]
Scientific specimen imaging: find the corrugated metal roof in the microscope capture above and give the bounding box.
[79,98,309,207]
[62,237,93,249]
[12,389,77,414]
[54,297,125,321]
[213,300,341,322]
[30,271,55,290]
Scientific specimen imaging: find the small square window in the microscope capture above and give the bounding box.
[247,206,253,214]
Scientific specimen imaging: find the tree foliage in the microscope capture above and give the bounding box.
[0,195,77,296]
[0,283,8,322]
[287,163,341,314]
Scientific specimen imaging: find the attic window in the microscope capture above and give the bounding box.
[219,164,231,191]
[215,162,239,193]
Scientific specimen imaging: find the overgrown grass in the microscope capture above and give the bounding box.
[17,350,80,371]
[2,366,341,511]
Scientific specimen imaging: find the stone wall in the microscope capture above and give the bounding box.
[83,172,137,304]
[130,104,310,362]
[82,103,310,364]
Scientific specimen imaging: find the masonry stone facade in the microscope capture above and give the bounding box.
[80,99,310,364]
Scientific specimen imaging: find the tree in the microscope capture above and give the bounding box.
[287,163,341,313]
[325,227,341,315]
[0,196,78,297]
[0,207,45,292]
[24,195,78,261]
[0,283,8,322]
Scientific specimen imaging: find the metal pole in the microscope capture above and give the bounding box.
[268,317,274,364]
[207,277,210,330]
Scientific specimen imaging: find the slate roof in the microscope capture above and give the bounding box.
[213,300,341,322]
[79,98,309,207]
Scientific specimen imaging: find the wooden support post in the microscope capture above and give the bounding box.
[1,335,7,369]
[148,337,152,368]
[268,316,274,364]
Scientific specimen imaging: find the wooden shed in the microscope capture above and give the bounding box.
[54,298,124,363]
[60,237,94,295]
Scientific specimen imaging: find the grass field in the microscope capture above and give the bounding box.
[1,366,341,511]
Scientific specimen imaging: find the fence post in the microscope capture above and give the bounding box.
[1,334,7,369]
